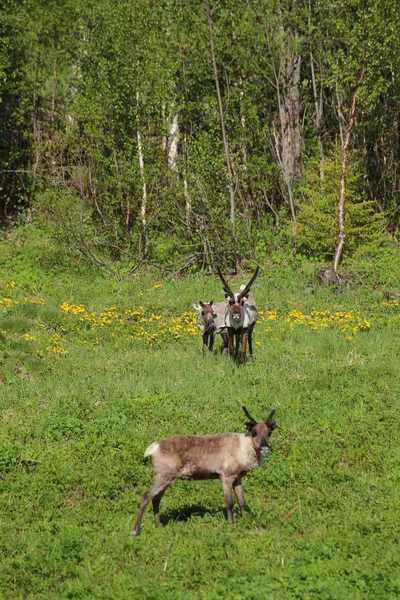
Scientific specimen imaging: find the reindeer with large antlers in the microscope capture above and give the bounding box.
[130,406,276,536]
[217,266,260,365]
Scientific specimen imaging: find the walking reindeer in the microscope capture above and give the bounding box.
[217,266,260,365]
[130,405,276,536]
[193,300,228,355]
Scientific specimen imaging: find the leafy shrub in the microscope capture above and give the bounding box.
[149,232,185,264]
[295,143,385,259]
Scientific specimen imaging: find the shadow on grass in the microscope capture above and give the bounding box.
[160,504,251,525]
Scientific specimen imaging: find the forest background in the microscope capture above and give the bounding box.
[1,0,399,273]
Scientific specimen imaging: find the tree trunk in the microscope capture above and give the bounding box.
[277,26,302,210]
[205,0,239,269]
[181,131,190,227]
[308,0,324,179]
[168,112,179,171]
[332,42,365,273]
[50,47,57,124]
[136,91,148,257]
[269,15,302,242]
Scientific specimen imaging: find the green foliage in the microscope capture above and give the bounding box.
[295,144,385,259]
[149,233,184,265]
[0,0,35,222]
[1,0,400,267]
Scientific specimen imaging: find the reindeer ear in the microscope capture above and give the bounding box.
[244,422,254,432]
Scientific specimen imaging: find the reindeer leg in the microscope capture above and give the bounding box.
[131,477,171,536]
[228,329,235,359]
[233,479,246,517]
[242,330,248,366]
[152,490,166,528]
[248,327,253,356]
[202,333,208,355]
[221,476,235,524]
[234,332,240,359]
[209,331,215,352]
[221,330,229,354]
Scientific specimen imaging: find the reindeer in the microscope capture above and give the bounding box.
[130,406,276,536]
[217,266,260,365]
[193,300,229,355]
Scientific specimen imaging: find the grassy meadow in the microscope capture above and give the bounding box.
[1,231,400,599]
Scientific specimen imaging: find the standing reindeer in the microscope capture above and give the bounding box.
[130,405,276,536]
[217,266,260,365]
[193,300,228,355]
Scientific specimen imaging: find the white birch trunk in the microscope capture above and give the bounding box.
[332,43,365,273]
[168,112,179,171]
[239,86,248,173]
[162,103,167,153]
[50,52,57,123]
[183,131,191,226]
[136,91,148,256]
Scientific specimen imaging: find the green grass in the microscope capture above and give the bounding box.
[0,232,400,599]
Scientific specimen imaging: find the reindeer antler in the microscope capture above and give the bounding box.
[217,266,235,299]
[265,409,276,429]
[238,266,260,301]
[242,405,256,429]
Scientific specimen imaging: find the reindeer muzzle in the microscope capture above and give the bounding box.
[260,437,270,456]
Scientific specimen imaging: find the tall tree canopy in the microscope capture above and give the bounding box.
[1,0,399,268]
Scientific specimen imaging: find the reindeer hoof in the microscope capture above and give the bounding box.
[130,528,139,537]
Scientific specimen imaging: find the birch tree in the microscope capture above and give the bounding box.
[332,43,365,273]
[205,1,236,230]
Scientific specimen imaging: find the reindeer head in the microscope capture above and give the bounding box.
[193,301,216,327]
[217,266,259,322]
[242,405,276,456]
